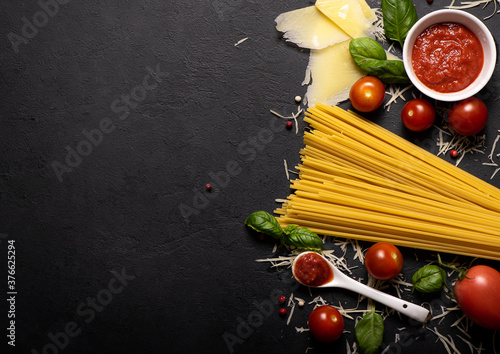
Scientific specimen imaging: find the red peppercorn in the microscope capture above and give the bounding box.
[278,295,286,304]
[257,234,265,241]
[427,0,433,3]
[450,149,458,158]
[286,121,293,129]
[205,184,212,191]
[279,308,287,316]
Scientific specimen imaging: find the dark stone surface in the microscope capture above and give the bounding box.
[1,1,499,353]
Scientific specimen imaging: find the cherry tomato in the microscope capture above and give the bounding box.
[308,305,344,343]
[454,265,500,329]
[401,98,435,132]
[349,76,385,112]
[448,97,488,136]
[364,242,403,280]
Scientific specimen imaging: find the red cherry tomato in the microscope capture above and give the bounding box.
[349,76,385,112]
[401,98,435,132]
[308,305,344,343]
[364,242,403,280]
[454,265,500,329]
[448,97,488,136]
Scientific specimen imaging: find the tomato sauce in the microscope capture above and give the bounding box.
[293,252,333,286]
[411,23,483,93]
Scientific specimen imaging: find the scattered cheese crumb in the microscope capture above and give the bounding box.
[384,84,413,111]
[234,37,248,46]
[447,0,498,20]
[283,159,290,180]
[270,106,303,134]
[436,121,486,167]
[295,95,302,103]
[484,131,500,178]
[295,326,309,333]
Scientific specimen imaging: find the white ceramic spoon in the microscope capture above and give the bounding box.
[292,251,430,323]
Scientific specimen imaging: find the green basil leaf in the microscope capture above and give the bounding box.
[284,227,323,252]
[381,0,418,48]
[244,211,284,240]
[349,38,409,84]
[350,37,387,61]
[412,265,447,293]
[355,308,384,354]
[283,224,299,235]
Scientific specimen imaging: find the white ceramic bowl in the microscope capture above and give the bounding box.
[402,9,496,102]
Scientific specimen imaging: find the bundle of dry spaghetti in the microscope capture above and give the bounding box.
[275,103,500,260]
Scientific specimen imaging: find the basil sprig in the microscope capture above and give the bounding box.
[412,265,447,294]
[355,307,384,354]
[245,211,323,252]
[381,0,418,48]
[349,38,409,84]
[244,210,284,240]
[283,225,324,252]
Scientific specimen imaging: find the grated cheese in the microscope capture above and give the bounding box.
[384,84,413,111]
[255,255,296,268]
[295,326,309,333]
[286,293,296,325]
[234,37,248,46]
[447,0,499,20]
[435,119,487,167]
[283,159,290,180]
[483,131,500,179]
[427,327,461,354]
[270,106,302,134]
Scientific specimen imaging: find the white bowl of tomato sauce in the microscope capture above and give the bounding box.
[403,9,496,102]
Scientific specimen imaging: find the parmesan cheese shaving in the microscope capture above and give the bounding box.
[286,293,296,325]
[303,40,365,107]
[484,131,500,179]
[270,106,302,134]
[447,0,498,20]
[435,118,487,167]
[295,326,309,333]
[356,0,377,23]
[315,0,378,39]
[427,327,461,354]
[275,6,351,50]
[284,159,290,180]
[234,37,248,46]
[255,255,295,268]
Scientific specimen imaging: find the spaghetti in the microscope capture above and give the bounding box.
[275,103,500,260]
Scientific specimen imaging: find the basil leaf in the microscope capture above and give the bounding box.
[381,0,418,48]
[355,308,384,354]
[284,227,323,252]
[244,211,284,240]
[349,38,409,84]
[412,265,447,293]
[283,224,299,235]
[350,37,387,61]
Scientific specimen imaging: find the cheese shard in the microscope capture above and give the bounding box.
[275,6,351,50]
[356,0,377,23]
[315,0,377,39]
[303,40,365,107]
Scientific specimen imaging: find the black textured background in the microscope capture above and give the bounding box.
[1,1,500,353]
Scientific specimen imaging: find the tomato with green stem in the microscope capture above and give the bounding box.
[308,305,344,343]
[364,242,404,280]
[454,265,500,329]
[349,76,386,112]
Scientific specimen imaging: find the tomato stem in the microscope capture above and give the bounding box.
[437,253,476,281]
